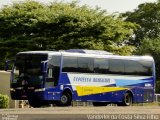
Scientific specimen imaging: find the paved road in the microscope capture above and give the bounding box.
[0,106,160,120]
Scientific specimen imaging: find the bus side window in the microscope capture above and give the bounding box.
[77,57,94,73]
[124,60,153,76]
[108,59,124,74]
[125,60,140,75]
[94,58,108,74]
[62,57,78,72]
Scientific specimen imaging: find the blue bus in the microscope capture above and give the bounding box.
[5,49,155,107]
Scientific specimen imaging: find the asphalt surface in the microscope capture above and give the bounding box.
[0,106,160,120]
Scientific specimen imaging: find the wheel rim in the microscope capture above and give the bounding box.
[61,95,68,104]
[125,93,132,106]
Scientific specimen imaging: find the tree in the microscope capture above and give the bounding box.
[0,1,137,69]
[122,1,160,46]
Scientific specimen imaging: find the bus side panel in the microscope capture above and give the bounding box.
[58,73,123,102]
[133,88,144,103]
[143,89,154,102]
[57,73,155,103]
[79,90,125,103]
[133,88,154,103]
[44,87,61,101]
[129,83,154,103]
[41,73,80,101]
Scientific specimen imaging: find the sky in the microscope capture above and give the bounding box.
[0,0,157,13]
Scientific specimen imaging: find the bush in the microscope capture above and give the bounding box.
[0,94,9,108]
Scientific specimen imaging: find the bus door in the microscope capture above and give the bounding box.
[45,55,61,99]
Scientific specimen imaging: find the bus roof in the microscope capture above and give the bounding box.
[17,50,154,62]
[62,52,154,61]
[64,49,113,55]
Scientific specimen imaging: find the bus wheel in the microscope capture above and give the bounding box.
[58,92,72,106]
[92,102,108,106]
[28,99,42,108]
[118,92,133,106]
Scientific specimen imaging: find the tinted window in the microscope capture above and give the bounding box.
[94,58,108,74]
[125,60,152,76]
[78,57,94,73]
[108,59,124,74]
[16,54,47,75]
[62,57,78,72]
[46,55,61,87]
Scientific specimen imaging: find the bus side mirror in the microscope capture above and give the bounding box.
[5,60,15,71]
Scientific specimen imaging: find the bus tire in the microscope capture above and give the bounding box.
[58,92,72,106]
[92,102,108,106]
[118,92,133,106]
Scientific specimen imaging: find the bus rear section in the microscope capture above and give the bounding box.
[59,54,155,106]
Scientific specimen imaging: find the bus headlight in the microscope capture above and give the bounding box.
[34,88,45,92]
[10,88,16,92]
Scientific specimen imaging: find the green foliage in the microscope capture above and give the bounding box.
[110,45,136,56]
[122,2,160,46]
[156,80,160,94]
[0,94,9,108]
[0,1,137,69]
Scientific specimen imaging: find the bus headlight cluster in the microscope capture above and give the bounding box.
[10,88,16,92]
[34,88,45,92]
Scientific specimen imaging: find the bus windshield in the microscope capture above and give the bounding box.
[12,54,48,86]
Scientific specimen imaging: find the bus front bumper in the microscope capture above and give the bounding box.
[10,88,61,101]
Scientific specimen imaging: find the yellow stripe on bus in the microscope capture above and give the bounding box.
[76,86,128,96]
